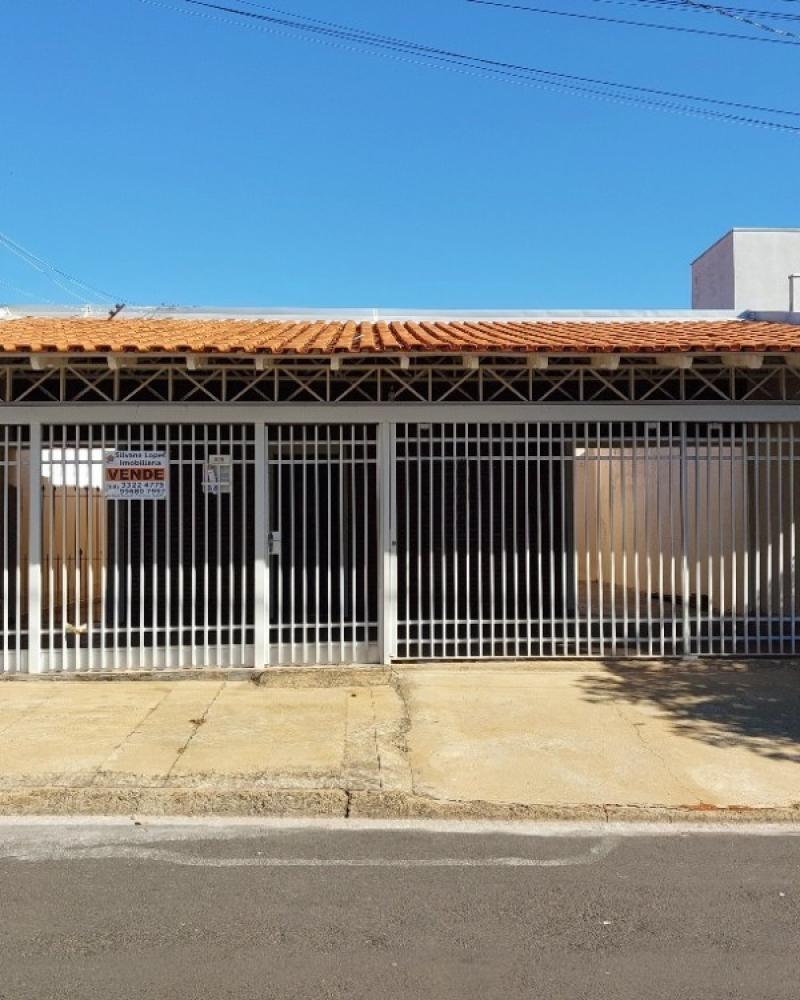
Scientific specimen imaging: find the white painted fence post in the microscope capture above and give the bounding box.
[27,423,42,673]
[253,423,268,668]
[378,422,396,665]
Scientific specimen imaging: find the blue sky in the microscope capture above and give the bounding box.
[1,0,798,308]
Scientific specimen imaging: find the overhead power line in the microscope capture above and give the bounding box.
[0,276,53,304]
[587,0,800,19]
[133,0,800,133]
[679,0,800,39]
[0,230,120,304]
[465,0,800,46]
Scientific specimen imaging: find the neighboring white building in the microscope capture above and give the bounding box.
[692,228,800,312]
[0,235,799,673]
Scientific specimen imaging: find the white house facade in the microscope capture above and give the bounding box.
[1,235,799,672]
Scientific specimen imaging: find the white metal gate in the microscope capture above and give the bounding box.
[39,424,256,671]
[394,421,800,659]
[0,426,29,673]
[1,415,798,673]
[264,425,380,665]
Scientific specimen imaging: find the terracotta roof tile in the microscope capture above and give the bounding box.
[0,316,799,355]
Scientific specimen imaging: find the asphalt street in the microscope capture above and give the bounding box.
[0,819,798,1000]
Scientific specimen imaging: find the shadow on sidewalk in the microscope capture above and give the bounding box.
[578,661,800,763]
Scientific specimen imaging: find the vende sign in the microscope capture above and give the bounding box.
[104,451,168,500]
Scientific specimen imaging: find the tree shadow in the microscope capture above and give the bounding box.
[578,660,800,763]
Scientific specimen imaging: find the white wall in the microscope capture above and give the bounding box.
[692,229,800,311]
[692,231,735,309]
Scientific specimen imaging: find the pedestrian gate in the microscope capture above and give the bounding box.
[0,419,797,671]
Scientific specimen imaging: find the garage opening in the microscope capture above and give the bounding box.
[394,422,799,659]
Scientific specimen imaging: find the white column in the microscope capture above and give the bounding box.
[378,422,396,665]
[27,424,42,673]
[253,423,268,668]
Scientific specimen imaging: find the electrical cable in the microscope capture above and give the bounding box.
[0,230,120,304]
[678,0,800,38]
[465,0,800,46]
[132,0,800,132]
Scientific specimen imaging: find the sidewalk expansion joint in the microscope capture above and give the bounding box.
[388,668,416,796]
[164,682,225,779]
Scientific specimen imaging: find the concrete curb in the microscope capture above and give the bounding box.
[0,787,798,823]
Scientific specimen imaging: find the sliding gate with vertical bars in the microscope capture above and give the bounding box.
[394,421,800,659]
[264,424,379,665]
[38,424,256,671]
[1,416,798,672]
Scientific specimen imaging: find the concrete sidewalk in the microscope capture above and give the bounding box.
[0,663,798,820]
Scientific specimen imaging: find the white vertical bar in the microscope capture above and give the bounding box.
[766,423,774,653]
[114,426,123,671]
[524,423,532,658]
[535,423,544,657]
[137,425,146,670]
[99,426,108,670]
[314,424,322,663]
[548,424,556,657]
[152,424,160,667]
[717,426,726,654]
[790,424,797,655]
[680,422,692,656]
[240,426,250,667]
[632,425,641,655]
[742,423,751,654]
[86,428,95,671]
[668,423,677,654]
[289,425,296,665]
[708,425,715,654]
[620,424,629,656]
[452,423,459,658]
[351,424,358,662]
[655,424,664,658]
[2,427,9,670]
[73,427,82,671]
[253,423,267,669]
[326,425,333,664]
[177,425,185,668]
[488,424,496,657]
[428,425,435,658]
[215,425,223,666]
[227,425,235,667]
[14,430,22,672]
[301,427,308,665]
[512,423,520,657]
[704,425,712,656]
[442,424,449,657]
[339,424,345,663]
[164,425,172,668]
[609,426,617,655]
[730,423,737,655]
[363,426,370,660]
[477,424,485,656]
[27,424,42,674]
[278,425,285,665]
[189,424,197,668]
[583,423,592,656]
[777,424,785,653]
[60,430,69,671]
[791,422,797,655]
[643,425,652,657]
[572,423,581,658]
[560,423,569,657]
[46,431,55,673]
[754,424,762,653]
[596,425,605,657]
[378,422,395,665]
[500,424,508,657]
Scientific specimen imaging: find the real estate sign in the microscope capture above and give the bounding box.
[104,450,168,500]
